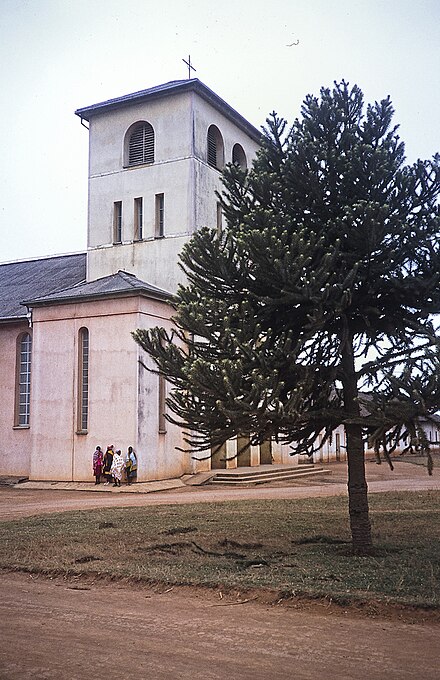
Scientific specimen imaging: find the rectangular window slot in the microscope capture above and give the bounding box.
[113,201,122,243]
[16,333,32,426]
[78,328,89,432]
[158,373,166,433]
[216,202,223,235]
[155,193,164,238]
[134,197,143,240]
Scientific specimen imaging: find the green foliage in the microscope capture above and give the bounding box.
[133,81,440,460]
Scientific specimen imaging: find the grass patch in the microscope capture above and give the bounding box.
[0,491,439,608]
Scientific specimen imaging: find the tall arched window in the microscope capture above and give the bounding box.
[232,143,247,170]
[77,327,89,432]
[207,125,224,170]
[15,332,32,426]
[127,122,155,166]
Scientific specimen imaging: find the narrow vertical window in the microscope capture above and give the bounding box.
[216,202,223,235]
[15,332,32,426]
[155,193,164,237]
[158,373,166,433]
[134,197,143,240]
[113,201,122,243]
[78,327,89,432]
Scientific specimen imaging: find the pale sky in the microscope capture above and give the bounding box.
[1,0,439,262]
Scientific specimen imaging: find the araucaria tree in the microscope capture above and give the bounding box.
[133,82,440,554]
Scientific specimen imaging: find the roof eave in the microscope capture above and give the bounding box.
[75,79,262,143]
[24,287,175,308]
[0,315,28,325]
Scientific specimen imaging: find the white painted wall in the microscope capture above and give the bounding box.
[86,89,260,293]
[86,237,189,295]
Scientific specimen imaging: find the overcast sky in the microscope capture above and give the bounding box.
[1,0,439,262]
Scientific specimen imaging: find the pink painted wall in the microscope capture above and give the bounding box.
[28,294,187,482]
[0,321,32,476]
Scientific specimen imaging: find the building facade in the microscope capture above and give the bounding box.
[2,79,436,482]
[1,79,295,482]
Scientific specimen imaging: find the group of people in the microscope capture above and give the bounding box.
[92,445,137,487]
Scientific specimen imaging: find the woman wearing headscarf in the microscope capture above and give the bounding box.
[110,449,125,487]
[102,446,114,485]
[124,446,137,485]
[92,446,103,484]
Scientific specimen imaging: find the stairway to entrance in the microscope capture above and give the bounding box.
[207,464,331,486]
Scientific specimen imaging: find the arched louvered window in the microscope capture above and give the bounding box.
[15,332,32,426]
[207,125,224,170]
[128,122,155,166]
[232,143,247,170]
[77,327,89,432]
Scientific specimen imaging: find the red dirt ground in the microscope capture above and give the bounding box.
[0,459,439,679]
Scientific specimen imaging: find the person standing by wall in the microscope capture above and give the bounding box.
[92,446,103,484]
[111,449,125,487]
[102,446,114,485]
[124,446,137,485]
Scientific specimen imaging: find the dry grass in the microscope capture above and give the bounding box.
[0,491,439,608]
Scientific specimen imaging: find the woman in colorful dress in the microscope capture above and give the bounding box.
[124,446,137,485]
[92,445,103,484]
[110,449,125,487]
[102,446,114,485]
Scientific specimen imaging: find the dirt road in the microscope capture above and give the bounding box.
[1,460,439,679]
[0,572,439,680]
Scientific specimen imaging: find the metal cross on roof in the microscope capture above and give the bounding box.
[182,55,196,79]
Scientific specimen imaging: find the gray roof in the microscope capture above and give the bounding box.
[25,270,173,306]
[75,79,262,143]
[0,253,86,322]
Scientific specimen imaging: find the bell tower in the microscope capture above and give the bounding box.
[75,80,261,293]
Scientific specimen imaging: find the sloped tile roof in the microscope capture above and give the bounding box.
[25,270,173,306]
[0,253,86,322]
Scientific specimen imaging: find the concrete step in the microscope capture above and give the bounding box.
[209,466,331,485]
[211,464,312,481]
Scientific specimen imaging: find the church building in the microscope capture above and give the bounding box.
[2,78,437,482]
[0,79,297,482]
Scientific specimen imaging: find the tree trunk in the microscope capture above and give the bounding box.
[346,425,372,554]
[341,333,373,555]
